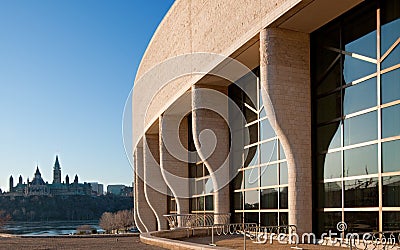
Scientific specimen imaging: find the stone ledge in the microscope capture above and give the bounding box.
[140,229,230,250]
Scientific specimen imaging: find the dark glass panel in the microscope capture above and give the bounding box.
[260,118,275,141]
[316,92,341,124]
[279,187,288,209]
[382,104,400,138]
[259,107,266,119]
[204,166,210,176]
[233,192,243,210]
[189,163,196,178]
[197,196,205,211]
[190,198,197,212]
[316,212,342,236]
[279,142,286,160]
[244,106,257,124]
[317,60,342,95]
[280,162,288,185]
[319,152,342,180]
[342,2,377,59]
[381,69,400,104]
[344,144,378,177]
[344,178,378,207]
[323,182,342,208]
[343,56,376,84]
[205,195,214,211]
[317,122,341,152]
[247,123,258,145]
[383,212,400,231]
[344,212,378,233]
[244,168,258,189]
[233,213,243,224]
[344,111,377,146]
[244,212,259,224]
[196,163,203,177]
[260,141,277,164]
[383,140,400,173]
[383,175,400,207]
[260,213,278,226]
[244,145,258,168]
[279,213,288,226]
[244,190,259,210]
[260,164,278,187]
[260,188,278,209]
[343,78,377,115]
[232,171,244,190]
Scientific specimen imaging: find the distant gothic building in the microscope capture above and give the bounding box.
[7,156,91,197]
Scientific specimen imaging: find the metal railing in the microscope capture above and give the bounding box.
[163,213,230,230]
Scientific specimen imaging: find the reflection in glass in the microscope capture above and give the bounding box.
[244,168,258,189]
[261,164,278,187]
[196,180,204,195]
[317,60,342,95]
[205,178,213,194]
[382,104,400,138]
[244,190,259,210]
[383,140,400,173]
[381,69,400,104]
[383,175,400,207]
[344,144,378,177]
[320,152,342,179]
[280,187,288,209]
[260,188,278,209]
[383,212,400,231]
[248,123,258,145]
[260,118,275,141]
[245,146,258,167]
[279,142,286,160]
[344,111,377,146]
[343,78,376,115]
[260,141,277,164]
[381,18,400,69]
[280,162,288,185]
[233,192,243,210]
[343,56,376,84]
[345,212,378,233]
[323,182,342,208]
[344,178,378,207]
[316,212,342,236]
[317,122,341,152]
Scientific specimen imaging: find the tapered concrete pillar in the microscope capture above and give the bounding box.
[143,133,169,231]
[133,160,146,232]
[159,115,190,215]
[134,140,155,232]
[192,84,230,221]
[260,28,312,235]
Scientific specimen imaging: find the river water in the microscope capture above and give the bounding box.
[1,220,101,236]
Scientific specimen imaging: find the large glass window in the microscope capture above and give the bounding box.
[229,68,288,226]
[312,0,400,234]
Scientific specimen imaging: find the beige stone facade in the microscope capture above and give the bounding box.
[133,0,368,234]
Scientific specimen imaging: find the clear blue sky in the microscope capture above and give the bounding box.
[0,0,174,192]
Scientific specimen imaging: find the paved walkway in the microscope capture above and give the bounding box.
[182,235,343,249]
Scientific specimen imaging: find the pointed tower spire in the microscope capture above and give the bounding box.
[53,155,62,184]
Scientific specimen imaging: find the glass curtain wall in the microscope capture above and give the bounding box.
[229,67,288,226]
[312,0,400,234]
[187,115,214,214]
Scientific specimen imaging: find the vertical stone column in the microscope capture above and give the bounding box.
[192,84,230,221]
[133,140,155,232]
[260,28,312,235]
[159,115,190,216]
[143,133,169,231]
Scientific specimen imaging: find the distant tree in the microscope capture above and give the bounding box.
[99,212,114,233]
[0,210,11,228]
[115,210,134,232]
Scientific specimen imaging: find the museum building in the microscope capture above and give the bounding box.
[132,0,400,235]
